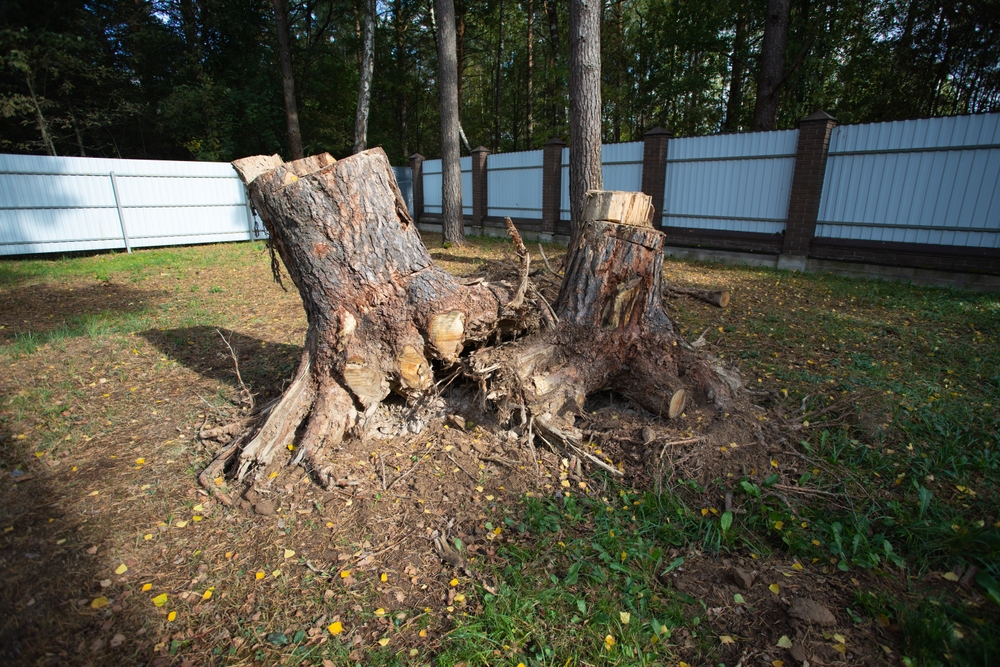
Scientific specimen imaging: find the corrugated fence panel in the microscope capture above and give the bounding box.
[421,157,472,216]
[0,153,262,256]
[662,130,798,235]
[487,149,543,219]
[817,114,1000,247]
[559,143,644,220]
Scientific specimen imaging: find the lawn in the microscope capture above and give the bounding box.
[1,236,997,667]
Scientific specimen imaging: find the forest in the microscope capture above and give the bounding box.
[2,0,999,166]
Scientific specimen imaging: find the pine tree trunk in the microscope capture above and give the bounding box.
[272,0,304,160]
[204,156,741,493]
[752,0,789,132]
[724,2,747,132]
[568,0,603,249]
[437,0,466,245]
[353,0,376,153]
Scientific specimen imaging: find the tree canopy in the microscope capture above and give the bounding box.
[2,0,998,163]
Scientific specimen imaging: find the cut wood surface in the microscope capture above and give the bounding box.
[665,285,732,308]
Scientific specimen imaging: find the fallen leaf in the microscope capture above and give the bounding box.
[833,643,847,654]
[375,608,386,616]
[91,596,109,609]
[418,629,427,637]
[135,458,145,465]
[772,661,785,667]
[454,593,465,602]
[174,520,188,528]
[109,633,125,647]
[152,593,168,607]
[272,570,281,578]
[193,504,203,512]
[380,573,388,582]
[833,633,846,644]
[769,584,780,595]
[167,611,177,622]
[604,634,615,650]
[377,637,390,646]
[777,635,793,648]
[328,621,343,635]
[192,515,203,522]
[449,578,459,587]
[943,572,960,582]
[774,521,784,530]
[733,593,745,604]
[340,570,351,578]
[88,490,99,496]
[619,611,630,625]
[115,563,128,575]
[202,587,214,600]
[143,534,153,540]
[141,583,152,592]
[283,549,295,559]
[720,635,735,644]
[792,562,804,571]
[255,571,266,580]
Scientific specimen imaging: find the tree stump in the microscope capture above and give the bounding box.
[203,152,741,492]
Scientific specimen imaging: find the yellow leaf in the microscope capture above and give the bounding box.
[455,594,465,602]
[720,635,734,644]
[174,520,188,528]
[774,521,784,530]
[777,635,793,648]
[449,578,459,587]
[604,634,615,650]
[193,504,203,512]
[832,643,847,654]
[340,570,351,578]
[328,621,343,635]
[768,584,780,595]
[135,458,145,465]
[115,563,128,575]
[561,479,571,488]
[943,572,960,581]
[792,562,804,571]
[152,593,168,607]
[811,539,821,546]
[202,588,214,600]
[833,634,846,644]
[192,515,202,522]
[680,662,691,667]
[773,661,785,667]
[701,508,709,516]
[380,572,388,582]
[143,533,153,540]
[418,629,427,637]
[255,571,266,580]
[620,611,630,625]
[272,570,281,578]
[213,477,224,486]
[485,495,495,501]
[518,663,526,667]
[377,638,390,646]
[91,596,109,609]
[167,611,177,622]
[375,608,386,616]
[771,459,779,468]
[283,549,295,559]
[140,484,151,491]
[88,490,99,496]
[287,444,295,451]
[269,471,278,479]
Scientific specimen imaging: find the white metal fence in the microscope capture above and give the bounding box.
[560,142,644,221]
[421,156,472,217]
[488,149,543,220]
[0,154,260,256]
[817,114,1000,247]
[662,130,798,235]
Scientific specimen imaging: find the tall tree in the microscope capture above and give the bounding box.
[437,0,465,245]
[526,0,534,145]
[724,0,747,131]
[568,0,602,246]
[752,0,790,131]
[354,0,376,153]
[272,0,304,159]
[544,0,562,130]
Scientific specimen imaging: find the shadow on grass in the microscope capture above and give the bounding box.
[0,282,168,348]
[141,326,302,405]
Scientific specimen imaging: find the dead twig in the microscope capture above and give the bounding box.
[537,243,559,276]
[773,483,840,498]
[386,453,431,490]
[216,329,254,410]
[446,453,478,483]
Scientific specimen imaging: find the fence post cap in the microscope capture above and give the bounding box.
[643,126,673,138]
[409,153,425,161]
[471,145,491,154]
[543,138,567,146]
[800,110,838,124]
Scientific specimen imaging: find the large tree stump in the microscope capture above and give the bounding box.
[204,151,740,491]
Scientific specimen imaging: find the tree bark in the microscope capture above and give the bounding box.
[526,0,534,146]
[544,0,561,129]
[272,0,304,159]
[752,0,790,132]
[205,158,741,493]
[724,1,747,132]
[437,0,466,244]
[568,0,603,249]
[353,0,376,153]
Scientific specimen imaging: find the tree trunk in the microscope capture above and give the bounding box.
[752,0,790,132]
[493,0,506,151]
[203,159,741,494]
[724,2,746,132]
[544,0,561,129]
[437,0,466,245]
[568,0,603,249]
[272,0,304,159]
[526,0,534,146]
[353,0,376,153]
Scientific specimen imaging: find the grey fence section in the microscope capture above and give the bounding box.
[392,166,414,217]
[487,149,543,219]
[817,114,1000,247]
[559,141,644,220]
[0,153,260,256]
[662,130,798,235]
[421,156,472,216]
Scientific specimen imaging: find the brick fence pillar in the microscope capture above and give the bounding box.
[780,111,838,270]
[542,138,566,239]
[641,126,673,229]
[471,146,490,227]
[409,153,425,221]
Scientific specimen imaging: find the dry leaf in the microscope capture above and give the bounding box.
[792,562,804,571]
[619,611,630,625]
[255,571,266,580]
[202,587,214,600]
[380,573,388,582]
[777,635,793,648]
[174,520,188,528]
[143,534,153,540]
[340,570,351,578]
[135,458,145,465]
[141,583,152,592]
[374,608,386,616]
[769,583,780,595]
[377,638,390,646]
[152,593,168,607]
[167,611,177,622]
[772,661,785,667]
[943,572,960,582]
[192,515,203,522]
[720,635,735,644]
[115,563,128,575]
[449,578,459,587]
[91,596,109,609]
[328,621,343,635]
[109,633,125,647]
[284,549,295,559]
[193,503,203,512]
[604,634,615,650]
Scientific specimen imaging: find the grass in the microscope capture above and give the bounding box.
[1,238,998,666]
